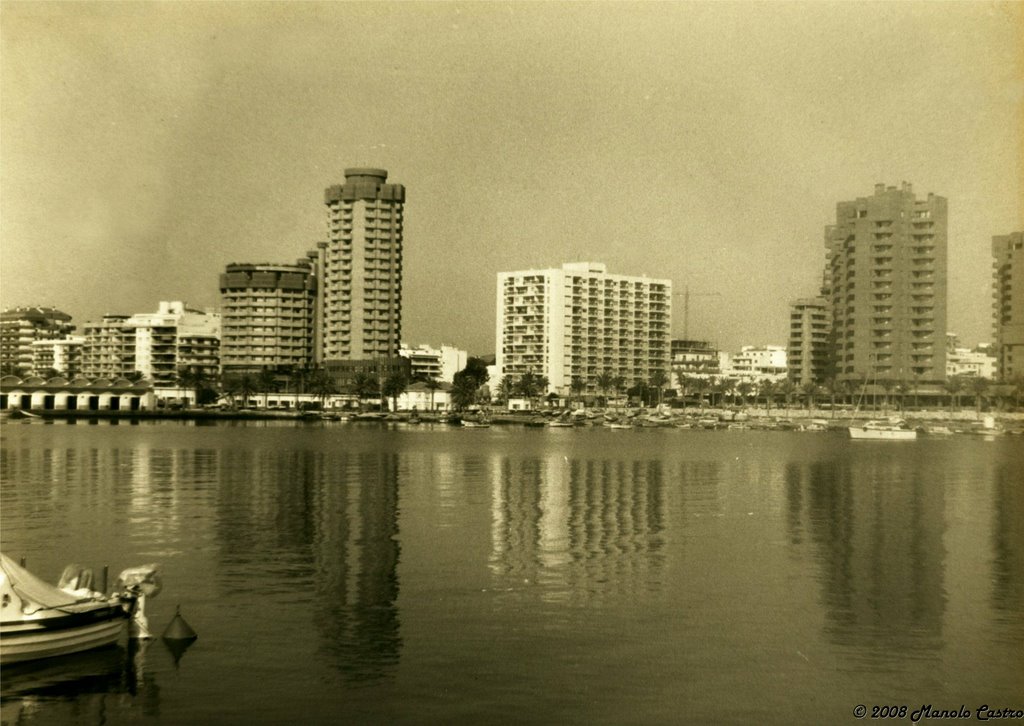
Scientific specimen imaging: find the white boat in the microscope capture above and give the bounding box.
[461,420,491,428]
[848,419,917,440]
[1,554,159,665]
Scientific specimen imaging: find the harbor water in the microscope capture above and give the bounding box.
[1,419,1022,725]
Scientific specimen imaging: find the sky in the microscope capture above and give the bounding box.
[1,2,1021,356]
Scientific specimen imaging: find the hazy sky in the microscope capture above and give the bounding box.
[2,2,1021,355]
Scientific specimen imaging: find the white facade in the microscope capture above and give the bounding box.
[946,347,997,379]
[496,262,671,396]
[399,343,467,383]
[720,345,788,384]
[124,302,221,383]
[31,336,85,376]
[395,382,452,411]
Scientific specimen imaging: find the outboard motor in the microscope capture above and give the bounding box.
[116,564,162,638]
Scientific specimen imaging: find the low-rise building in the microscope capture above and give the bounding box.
[670,339,720,389]
[399,343,467,383]
[720,345,788,385]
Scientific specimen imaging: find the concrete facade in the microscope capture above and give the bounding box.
[787,297,831,385]
[0,307,75,375]
[825,182,947,385]
[123,302,221,384]
[496,262,671,396]
[80,315,135,379]
[219,262,317,373]
[315,168,405,363]
[399,343,467,383]
[720,345,788,384]
[992,232,1024,380]
[31,336,85,377]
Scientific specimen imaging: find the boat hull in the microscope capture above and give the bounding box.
[1,612,128,665]
[848,426,917,440]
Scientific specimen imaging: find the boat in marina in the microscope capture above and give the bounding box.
[848,419,917,440]
[1,554,160,665]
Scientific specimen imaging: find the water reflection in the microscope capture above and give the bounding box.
[786,454,945,661]
[489,454,667,604]
[0,640,160,721]
[992,461,1024,619]
[213,448,402,682]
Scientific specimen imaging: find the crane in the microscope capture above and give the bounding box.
[673,286,722,340]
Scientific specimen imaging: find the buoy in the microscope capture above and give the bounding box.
[162,605,198,641]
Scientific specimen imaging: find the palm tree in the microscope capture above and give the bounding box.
[673,368,691,407]
[176,365,208,407]
[969,376,990,418]
[799,381,818,411]
[759,379,778,415]
[257,367,278,409]
[424,376,442,412]
[944,376,964,415]
[383,372,409,412]
[692,377,711,412]
[778,379,796,409]
[649,370,668,407]
[237,374,257,409]
[611,375,626,406]
[596,372,615,406]
[496,376,515,406]
[735,381,754,408]
[307,367,337,409]
[351,372,380,410]
[570,376,587,409]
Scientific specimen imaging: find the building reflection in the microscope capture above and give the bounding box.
[786,455,945,656]
[489,454,667,603]
[214,448,401,682]
[991,460,1024,616]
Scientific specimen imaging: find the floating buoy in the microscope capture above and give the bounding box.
[162,605,198,641]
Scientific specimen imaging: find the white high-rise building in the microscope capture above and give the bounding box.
[496,262,671,397]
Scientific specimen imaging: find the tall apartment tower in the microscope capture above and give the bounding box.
[825,183,947,385]
[787,297,831,386]
[219,261,317,375]
[314,168,405,367]
[496,262,671,397]
[992,232,1024,380]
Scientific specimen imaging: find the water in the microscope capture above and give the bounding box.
[1,420,1021,725]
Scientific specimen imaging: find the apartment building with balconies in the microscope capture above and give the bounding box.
[0,306,75,376]
[787,297,831,386]
[399,343,467,383]
[219,261,317,375]
[123,301,220,384]
[80,315,135,378]
[313,168,405,363]
[496,262,671,397]
[992,231,1024,380]
[825,182,947,385]
[31,336,85,377]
